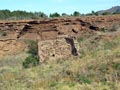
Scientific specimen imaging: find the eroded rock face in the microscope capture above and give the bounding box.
[0,16,120,41]
[0,16,120,61]
[0,40,26,56]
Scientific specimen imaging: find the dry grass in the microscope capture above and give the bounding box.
[0,31,120,90]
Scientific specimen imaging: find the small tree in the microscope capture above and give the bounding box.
[73,11,80,16]
[91,11,98,16]
[91,11,95,15]
[50,12,60,18]
[95,12,98,16]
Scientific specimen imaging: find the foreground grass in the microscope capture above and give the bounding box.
[0,32,120,90]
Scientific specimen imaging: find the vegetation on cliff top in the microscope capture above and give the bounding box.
[0,9,120,20]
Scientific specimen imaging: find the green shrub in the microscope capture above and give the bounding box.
[69,82,76,87]
[50,12,60,18]
[23,40,39,68]
[101,28,107,32]
[79,50,85,58]
[104,42,117,50]
[102,12,111,15]
[73,11,81,16]
[112,63,120,70]
[77,75,91,84]
[23,55,39,68]
[77,37,84,43]
[99,63,108,73]
[28,40,38,55]
[50,82,58,87]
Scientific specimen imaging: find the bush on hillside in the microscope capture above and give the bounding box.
[76,74,91,84]
[23,40,39,68]
[28,40,38,55]
[23,55,39,68]
[102,12,111,15]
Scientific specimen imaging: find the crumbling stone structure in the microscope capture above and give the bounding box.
[38,35,79,62]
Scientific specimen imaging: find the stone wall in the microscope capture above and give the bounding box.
[38,35,79,62]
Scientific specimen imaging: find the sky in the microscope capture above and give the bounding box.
[0,0,120,14]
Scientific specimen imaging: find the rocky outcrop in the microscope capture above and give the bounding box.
[0,18,101,40]
[0,16,120,61]
[0,39,26,56]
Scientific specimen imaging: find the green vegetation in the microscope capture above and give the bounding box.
[104,41,118,50]
[101,28,107,32]
[0,23,120,89]
[34,12,48,18]
[91,11,98,16]
[76,75,92,84]
[23,55,39,68]
[27,40,38,56]
[112,63,120,70]
[50,82,58,87]
[113,12,120,14]
[102,12,111,15]
[69,82,76,87]
[50,12,61,18]
[77,37,84,43]
[23,40,39,68]
[72,11,81,16]
[0,9,119,20]
[0,10,47,20]
[86,11,99,16]
[62,13,69,17]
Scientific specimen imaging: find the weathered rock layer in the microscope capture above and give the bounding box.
[0,15,120,61]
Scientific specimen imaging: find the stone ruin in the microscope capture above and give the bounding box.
[1,16,120,61]
[38,35,79,62]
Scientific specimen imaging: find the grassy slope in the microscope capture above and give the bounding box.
[0,31,120,90]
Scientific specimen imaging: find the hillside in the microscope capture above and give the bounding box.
[0,15,120,90]
[98,6,120,14]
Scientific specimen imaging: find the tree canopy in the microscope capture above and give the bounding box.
[0,9,48,20]
[0,9,118,20]
[49,12,61,18]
